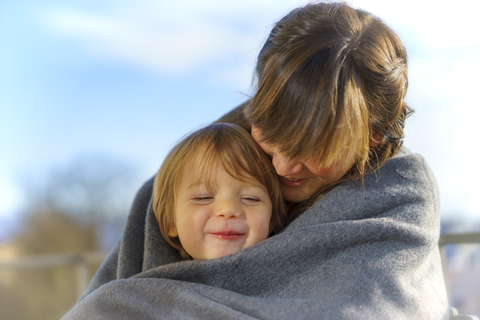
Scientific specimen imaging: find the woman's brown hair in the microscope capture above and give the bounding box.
[246,2,412,200]
[153,123,286,259]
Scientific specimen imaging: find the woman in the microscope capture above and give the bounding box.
[63,3,449,319]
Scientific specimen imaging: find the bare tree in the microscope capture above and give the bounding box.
[0,154,142,320]
[17,154,140,250]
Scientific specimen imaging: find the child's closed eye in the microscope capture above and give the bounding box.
[193,195,214,202]
[241,196,261,205]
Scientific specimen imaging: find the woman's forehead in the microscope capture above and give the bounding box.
[251,123,358,168]
[251,126,279,153]
[252,126,306,160]
[250,126,262,145]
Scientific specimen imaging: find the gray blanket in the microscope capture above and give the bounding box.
[63,147,449,319]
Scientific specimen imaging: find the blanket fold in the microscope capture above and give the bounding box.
[63,148,449,320]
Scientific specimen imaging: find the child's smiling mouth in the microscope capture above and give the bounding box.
[208,231,245,240]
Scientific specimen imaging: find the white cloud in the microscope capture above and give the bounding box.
[40,0,480,82]
[41,0,480,86]
[352,0,480,49]
[42,10,245,74]
[40,0,302,85]
[36,0,480,220]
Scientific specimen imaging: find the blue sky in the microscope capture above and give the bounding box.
[1,0,480,226]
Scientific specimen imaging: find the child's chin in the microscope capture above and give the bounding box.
[205,249,239,260]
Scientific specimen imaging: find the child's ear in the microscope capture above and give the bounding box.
[168,227,178,237]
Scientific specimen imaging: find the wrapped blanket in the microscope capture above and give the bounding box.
[63,147,449,319]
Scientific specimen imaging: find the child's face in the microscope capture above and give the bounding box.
[170,159,272,260]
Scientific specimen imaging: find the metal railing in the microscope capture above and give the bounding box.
[439,232,480,246]
[0,251,108,300]
[439,232,480,299]
[0,232,479,301]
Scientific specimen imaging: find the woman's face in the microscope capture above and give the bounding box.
[251,126,353,203]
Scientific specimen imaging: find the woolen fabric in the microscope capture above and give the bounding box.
[62,147,449,320]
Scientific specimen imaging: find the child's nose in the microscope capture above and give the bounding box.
[215,198,241,219]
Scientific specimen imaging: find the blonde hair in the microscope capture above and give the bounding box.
[153,123,286,259]
[246,2,412,201]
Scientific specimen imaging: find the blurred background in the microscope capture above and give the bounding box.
[1,0,479,319]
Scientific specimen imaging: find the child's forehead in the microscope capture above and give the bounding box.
[183,154,261,187]
[189,161,253,183]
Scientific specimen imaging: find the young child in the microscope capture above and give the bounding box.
[152,123,286,260]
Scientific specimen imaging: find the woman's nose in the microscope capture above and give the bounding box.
[272,154,303,176]
[215,198,242,219]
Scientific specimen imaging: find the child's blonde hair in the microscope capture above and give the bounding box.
[153,123,286,259]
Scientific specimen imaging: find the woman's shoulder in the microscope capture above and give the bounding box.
[292,145,439,227]
[380,145,437,189]
[366,145,438,207]
[393,145,411,157]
